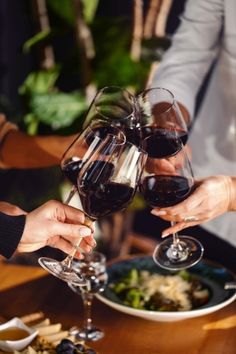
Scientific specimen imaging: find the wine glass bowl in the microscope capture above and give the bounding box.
[83,86,140,146]
[68,252,108,341]
[61,121,124,188]
[137,87,188,158]
[77,139,147,223]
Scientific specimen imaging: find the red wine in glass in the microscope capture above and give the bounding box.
[77,139,147,226]
[141,126,188,158]
[137,87,188,157]
[79,161,135,220]
[140,175,192,208]
[62,159,84,186]
[61,122,124,203]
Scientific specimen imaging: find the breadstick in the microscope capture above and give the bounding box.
[20,312,44,324]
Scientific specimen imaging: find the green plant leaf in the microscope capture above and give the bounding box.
[24,113,40,135]
[81,0,99,23]
[19,67,60,96]
[47,0,76,26]
[92,18,150,91]
[22,29,51,53]
[29,91,87,129]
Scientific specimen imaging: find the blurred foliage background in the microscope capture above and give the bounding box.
[0,0,184,229]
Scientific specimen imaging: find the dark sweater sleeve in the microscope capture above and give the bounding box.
[0,212,26,258]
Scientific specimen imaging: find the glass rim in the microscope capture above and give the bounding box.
[138,86,176,115]
[94,85,136,121]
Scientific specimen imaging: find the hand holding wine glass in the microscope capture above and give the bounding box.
[140,139,204,270]
[152,175,236,236]
[38,133,122,285]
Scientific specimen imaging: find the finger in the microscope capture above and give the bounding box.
[151,193,203,218]
[49,236,84,257]
[81,234,97,248]
[151,209,184,222]
[78,241,94,254]
[161,218,203,238]
[78,234,96,251]
[161,221,188,237]
[56,202,86,224]
[50,220,92,242]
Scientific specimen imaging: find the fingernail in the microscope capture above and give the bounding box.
[161,232,170,238]
[92,240,97,247]
[75,252,84,259]
[79,227,91,237]
[151,210,167,216]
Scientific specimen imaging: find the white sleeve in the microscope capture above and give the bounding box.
[151,0,224,119]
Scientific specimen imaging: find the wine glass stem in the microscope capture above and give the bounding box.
[61,186,94,270]
[61,238,83,269]
[82,293,94,330]
[171,221,179,245]
[64,185,77,205]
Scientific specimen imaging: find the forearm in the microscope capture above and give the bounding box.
[1,130,76,169]
[151,0,223,120]
[229,177,236,212]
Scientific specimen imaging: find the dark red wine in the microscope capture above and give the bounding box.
[141,126,188,158]
[123,126,141,146]
[62,159,83,186]
[79,160,135,219]
[140,175,192,208]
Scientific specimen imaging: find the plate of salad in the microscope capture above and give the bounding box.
[96,256,236,322]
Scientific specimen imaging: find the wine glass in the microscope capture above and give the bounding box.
[139,138,204,270]
[61,120,124,204]
[83,86,140,146]
[38,133,123,285]
[77,136,147,226]
[137,87,188,158]
[68,252,108,341]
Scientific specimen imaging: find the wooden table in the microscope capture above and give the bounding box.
[1,262,236,354]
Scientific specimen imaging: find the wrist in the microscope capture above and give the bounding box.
[228,176,236,211]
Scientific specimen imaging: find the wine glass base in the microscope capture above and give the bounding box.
[72,326,104,342]
[153,235,204,271]
[38,257,86,286]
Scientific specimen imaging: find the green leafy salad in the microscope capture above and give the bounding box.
[109,269,210,311]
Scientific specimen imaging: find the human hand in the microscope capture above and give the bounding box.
[17,200,96,255]
[0,202,27,216]
[151,175,235,237]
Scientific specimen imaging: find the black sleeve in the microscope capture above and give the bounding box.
[0,212,26,258]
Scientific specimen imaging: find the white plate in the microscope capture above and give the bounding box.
[0,317,38,352]
[97,256,236,322]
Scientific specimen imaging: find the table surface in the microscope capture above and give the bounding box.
[0,261,236,354]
